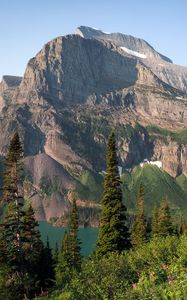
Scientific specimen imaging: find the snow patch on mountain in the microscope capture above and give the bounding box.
[120,46,147,59]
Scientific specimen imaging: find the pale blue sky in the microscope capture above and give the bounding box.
[0,0,187,79]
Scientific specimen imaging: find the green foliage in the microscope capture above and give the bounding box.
[0,133,53,298]
[121,165,187,219]
[75,170,103,201]
[147,124,187,145]
[42,236,187,300]
[56,198,82,287]
[2,132,23,204]
[155,199,175,237]
[53,241,59,267]
[38,237,54,289]
[131,184,148,246]
[96,132,131,256]
[39,176,60,196]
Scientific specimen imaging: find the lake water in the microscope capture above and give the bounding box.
[39,221,98,256]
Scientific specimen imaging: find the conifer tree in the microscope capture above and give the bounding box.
[0,133,47,298]
[55,231,70,286]
[153,198,174,237]
[151,204,159,237]
[56,199,82,286]
[131,184,147,247]
[178,219,187,235]
[0,133,25,273]
[38,237,54,289]
[53,241,59,267]
[21,205,43,273]
[2,132,23,204]
[96,132,131,256]
[67,197,82,270]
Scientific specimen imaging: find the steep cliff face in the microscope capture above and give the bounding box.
[0,75,22,111]
[0,27,187,223]
[16,35,140,105]
[76,26,187,93]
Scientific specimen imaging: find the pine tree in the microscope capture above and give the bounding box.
[67,197,82,270]
[53,241,59,267]
[0,133,25,273]
[55,231,70,286]
[151,204,159,237]
[96,132,131,256]
[38,237,54,289]
[153,198,174,237]
[56,199,82,286]
[131,184,147,247]
[0,133,47,298]
[178,219,187,235]
[2,201,25,271]
[2,132,23,204]
[21,205,43,273]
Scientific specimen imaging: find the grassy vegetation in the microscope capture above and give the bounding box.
[147,124,187,145]
[75,170,103,202]
[121,165,187,218]
[76,166,187,220]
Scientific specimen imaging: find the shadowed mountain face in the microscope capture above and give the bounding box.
[76,26,187,93]
[0,26,187,224]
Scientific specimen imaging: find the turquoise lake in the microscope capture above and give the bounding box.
[39,221,98,256]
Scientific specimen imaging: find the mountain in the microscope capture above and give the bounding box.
[0,26,187,225]
[76,26,187,93]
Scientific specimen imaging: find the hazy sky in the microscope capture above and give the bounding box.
[0,0,187,79]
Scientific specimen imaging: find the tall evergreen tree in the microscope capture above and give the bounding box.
[53,241,59,267]
[153,198,174,237]
[0,133,25,274]
[151,204,159,237]
[38,237,54,289]
[0,133,48,298]
[56,198,82,286]
[21,205,43,272]
[131,184,147,247]
[96,132,131,256]
[2,132,23,204]
[67,197,82,270]
[178,219,187,236]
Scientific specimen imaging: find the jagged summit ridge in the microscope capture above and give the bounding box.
[75,26,187,92]
[75,26,173,63]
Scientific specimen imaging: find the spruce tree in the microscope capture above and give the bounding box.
[21,205,43,273]
[56,231,70,286]
[56,199,82,286]
[2,132,23,204]
[38,237,54,289]
[178,219,187,235]
[96,132,131,256]
[153,198,174,237]
[53,241,59,267]
[151,204,159,237]
[0,133,25,273]
[67,197,82,270]
[131,184,147,247]
[0,133,47,298]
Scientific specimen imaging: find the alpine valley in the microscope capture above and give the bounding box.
[1,26,187,226]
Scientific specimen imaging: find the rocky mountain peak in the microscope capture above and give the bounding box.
[75,26,173,63]
[1,26,187,224]
[75,26,187,93]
